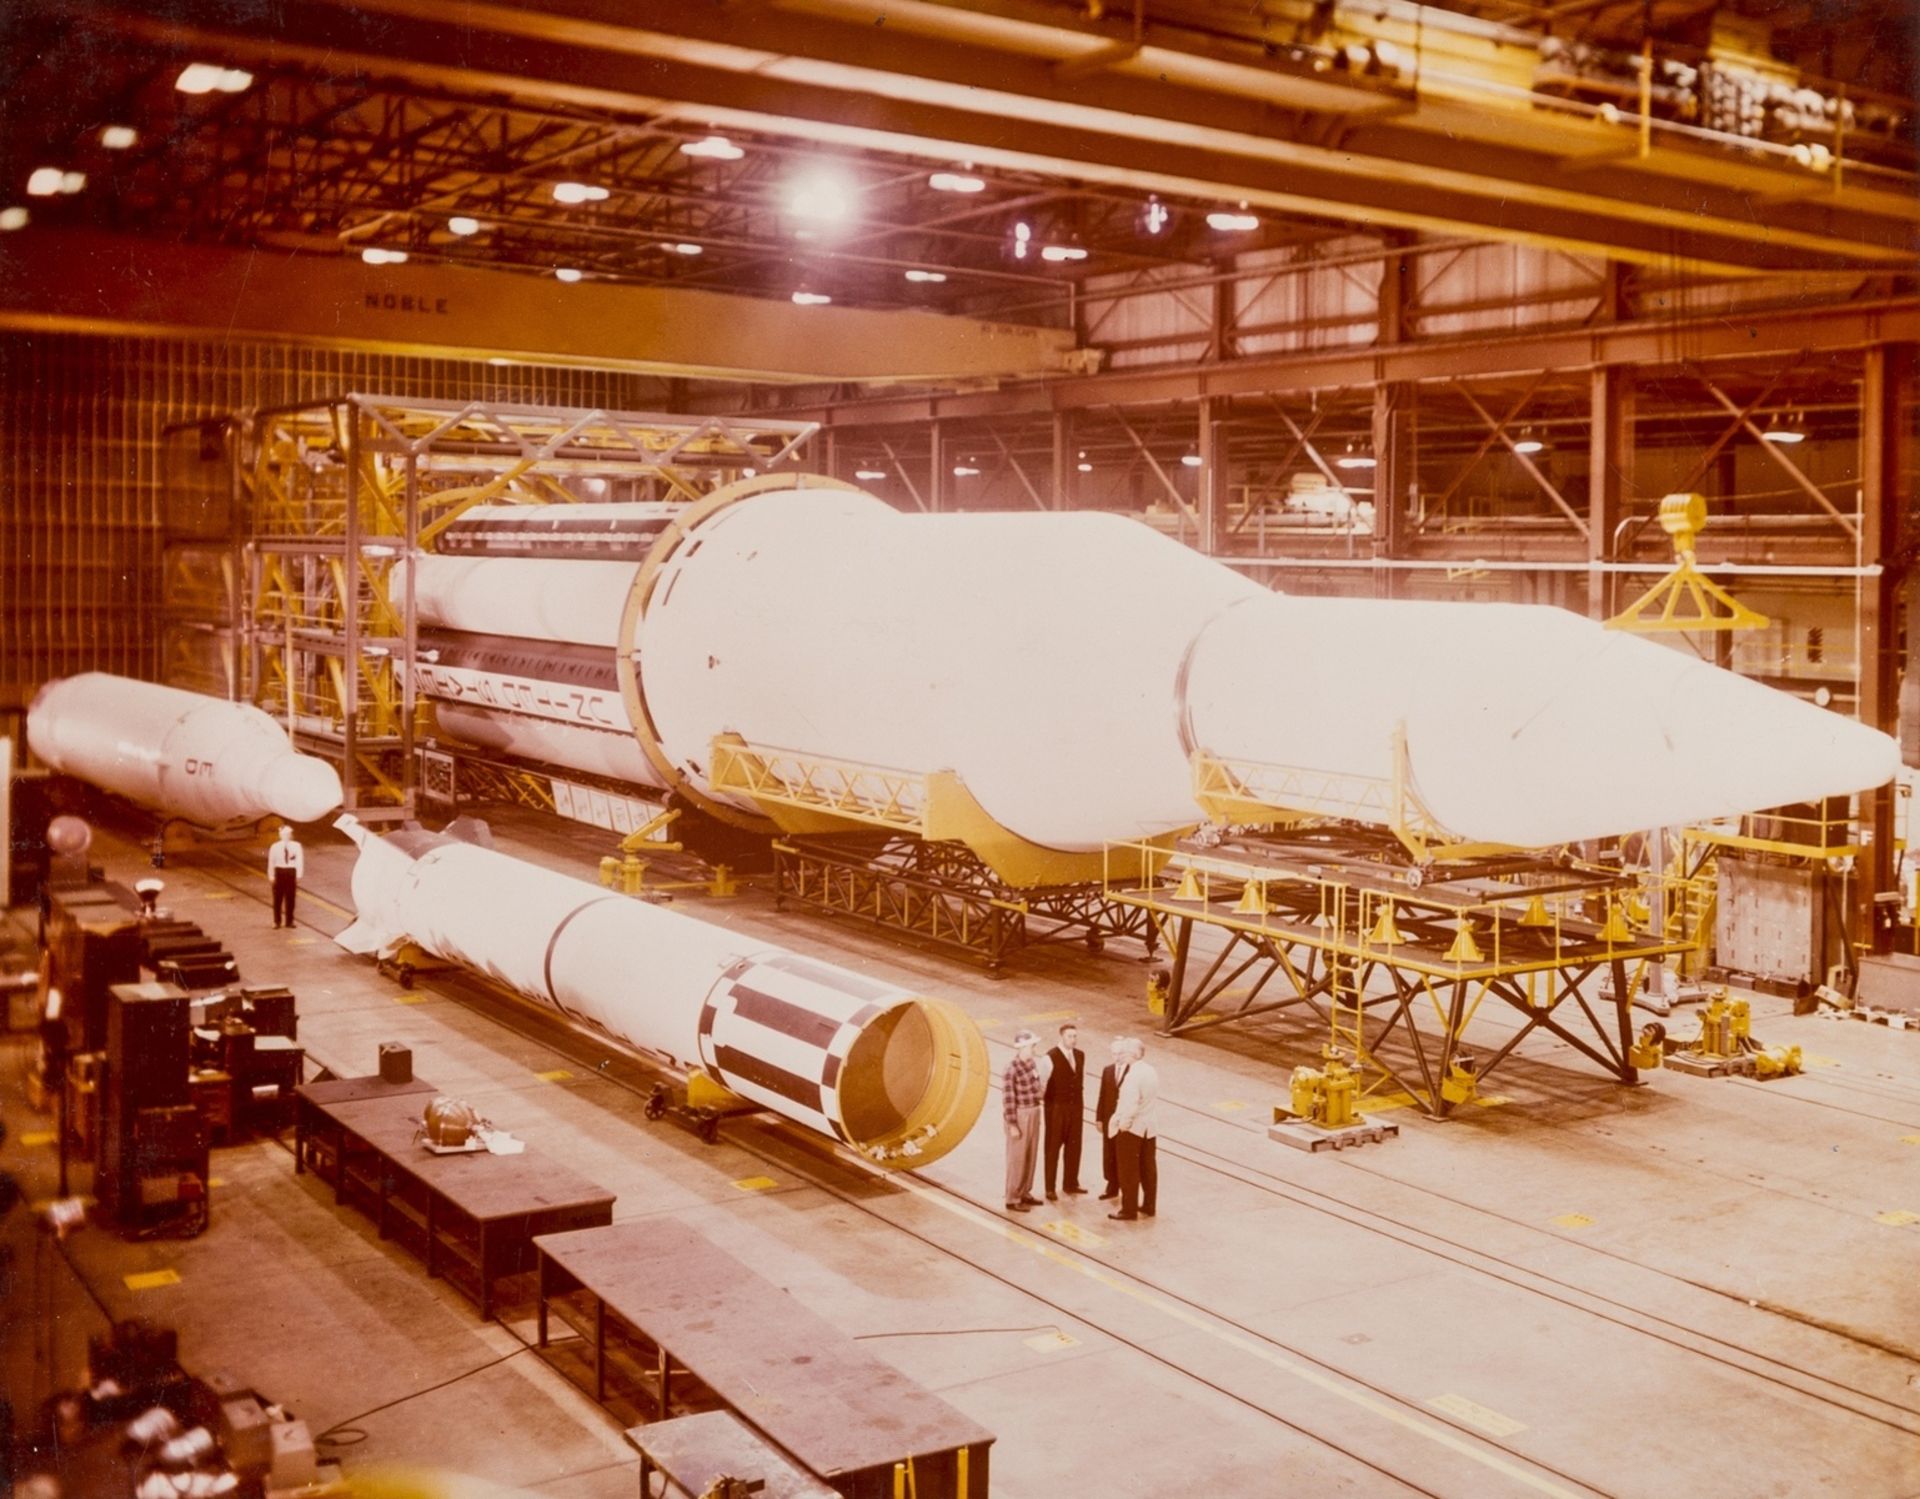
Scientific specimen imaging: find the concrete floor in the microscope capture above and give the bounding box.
[5,809,1920,1498]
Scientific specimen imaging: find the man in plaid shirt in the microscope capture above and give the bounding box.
[1003,1030,1044,1212]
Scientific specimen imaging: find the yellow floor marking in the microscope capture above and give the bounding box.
[124,1269,181,1291]
[1551,1213,1594,1230]
[1803,1054,1840,1068]
[535,1069,573,1083]
[19,1131,56,1147]
[1426,1394,1528,1438]
[1361,1093,1418,1112]
[393,993,429,1005]
[207,1178,226,1190]
[1024,1331,1080,1354]
[731,1176,779,1192]
[202,891,235,901]
[290,937,317,947]
[889,1175,1585,1498]
[1019,1009,1077,1024]
[1213,1100,1250,1113]
[1873,1210,1920,1227]
[1042,1220,1105,1248]
[1901,1135,1920,1146]
[1472,1094,1512,1109]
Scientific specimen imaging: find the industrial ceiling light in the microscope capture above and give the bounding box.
[791,290,832,305]
[1762,412,1807,444]
[928,170,985,193]
[952,465,981,478]
[99,125,137,150]
[855,468,888,480]
[681,134,744,160]
[360,247,408,265]
[904,269,947,283]
[175,63,252,95]
[487,357,514,367]
[447,215,481,236]
[552,181,609,205]
[26,168,84,197]
[1206,206,1259,232]
[1077,461,1094,473]
[1181,453,1204,468]
[1512,436,1546,455]
[1011,222,1032,260]
[787,166,857,225]
[1335,444,1376,471]
[0,206,26,231]
[1140,197,1170,235]
[1041,243,1089,262]
[663,242,704,256]
[554,267,584,282]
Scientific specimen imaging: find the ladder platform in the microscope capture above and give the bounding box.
[1267,1115,1399,1152]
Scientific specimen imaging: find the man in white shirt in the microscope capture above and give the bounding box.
[1105,1037,1159,1222]
[268,825,305,929]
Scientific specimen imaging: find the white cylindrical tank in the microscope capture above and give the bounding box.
[405,479,1900,853]
[335,817,988,1167]
[27,674,343,826]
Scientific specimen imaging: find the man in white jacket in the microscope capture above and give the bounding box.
[1105,1037,1159,1222]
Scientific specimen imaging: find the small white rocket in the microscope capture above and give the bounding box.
[333,815,988,1167]
[27,674,343,827]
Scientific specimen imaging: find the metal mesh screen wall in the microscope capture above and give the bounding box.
[0,332,672,711]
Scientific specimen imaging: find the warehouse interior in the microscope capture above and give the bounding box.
[1,2,1917,1496]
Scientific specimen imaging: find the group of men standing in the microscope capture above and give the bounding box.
[1003,1023,1159,1222]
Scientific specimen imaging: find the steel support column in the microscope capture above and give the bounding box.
[1860,343,1916,950]
[1198,398,1223,555]
[1051,411,1073,511]
[1588,366,1634,619]
[1371,383,1412,599]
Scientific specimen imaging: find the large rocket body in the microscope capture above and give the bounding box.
[408,488,1898,853]
[28,673,344,827]
[334,817,987,1167]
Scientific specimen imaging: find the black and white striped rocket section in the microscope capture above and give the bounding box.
[333,816,988,1168]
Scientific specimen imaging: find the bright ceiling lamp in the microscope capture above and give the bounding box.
[360,247,408,265]
[555,267,584,282]
[787,166,857,224]
[681,135,744,160]
[1180,453,1203,468]
[1335,446,1376,470]
[175,63,252,95]
[1512,432,1546,455]
[1762,413,1807,444]
[904,269,947,283]
[1140,197,1170,235]
[855,468,888,480]
[99,125,137,150]
[1011,222,1032,260]
[663,242,703,256]
[791,290,832,305]
[27,168,84,197]
[928,170,985,193]
[552,181,609,205]
[447,216,481,236]
[952,463,981,477]
[0,207,27,231]
[1077,461,1093,473]
[1041,244,1088,263]
[1206,208,1259,232]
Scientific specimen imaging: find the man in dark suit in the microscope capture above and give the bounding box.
[1094,1036,1127,1201]
[1041,1023,1088,1201]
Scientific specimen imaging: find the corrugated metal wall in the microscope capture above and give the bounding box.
[0,332,671,712]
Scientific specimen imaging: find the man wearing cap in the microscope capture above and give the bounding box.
[1003,1031,1044,1213]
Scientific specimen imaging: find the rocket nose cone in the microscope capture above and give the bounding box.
[1411,626,1901,847]
[262,754,344,823]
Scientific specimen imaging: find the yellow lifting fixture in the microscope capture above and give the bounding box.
[1607,492,1770,634]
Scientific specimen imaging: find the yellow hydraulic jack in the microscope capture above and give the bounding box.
[1664,989,1803,1079]
[598,808,741,898]
[1440,1054,1481,1107]
[1270,1048,1397,1152]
